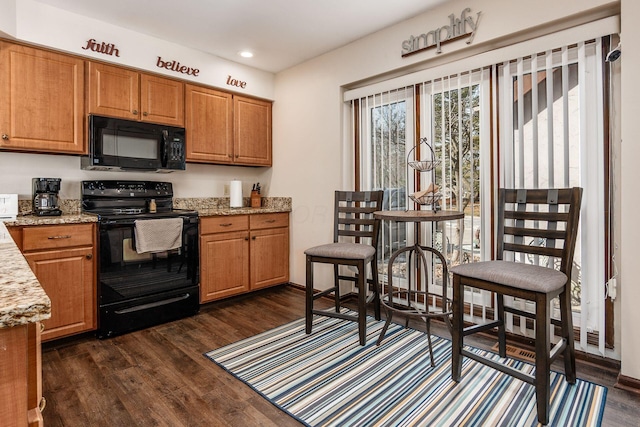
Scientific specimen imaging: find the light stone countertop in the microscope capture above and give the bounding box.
[197,206,291,216]
[3,213,99,227]
[0,221,51,328]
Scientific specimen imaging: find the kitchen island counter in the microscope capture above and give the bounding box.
[0,221,50,328]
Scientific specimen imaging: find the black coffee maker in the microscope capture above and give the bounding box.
[32,178,62,216]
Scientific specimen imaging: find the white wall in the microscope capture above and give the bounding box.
[0,0,16,37]
[619,0,640,380]
[9,0,275,99]
[0,151,271,201]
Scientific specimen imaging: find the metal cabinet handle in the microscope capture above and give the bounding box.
[1,134,8,140]
[86,253,93,260]
[132,110,139,115]
[219,223,233,227]
[265,219,276,223]
[244,237,249,241]
[143,111,148,116]
[47,235,72,240]
[252,236,256,240]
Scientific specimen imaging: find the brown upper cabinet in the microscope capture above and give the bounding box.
[0,42,86,154]
[185,83,272,166]
[87,62,185,127]
[185,84,233,163]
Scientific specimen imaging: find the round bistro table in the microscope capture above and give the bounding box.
[373,209,464,366]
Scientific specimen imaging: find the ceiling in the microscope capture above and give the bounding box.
[35,0,449,73]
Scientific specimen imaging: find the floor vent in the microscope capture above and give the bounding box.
[490,343,536,362]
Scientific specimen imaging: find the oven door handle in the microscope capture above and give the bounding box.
[100,216,194,227]
[113,293,191,315]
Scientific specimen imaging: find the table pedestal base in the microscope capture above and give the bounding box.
[377,243,453,367]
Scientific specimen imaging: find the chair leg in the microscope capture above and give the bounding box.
[305,256,314,335]
[535,293,551,425]
[376,309,394,345]
[333,264,341,313]
[497,294,507,357]
[370,258,381,321]
[357,260,367,345]
[559,289,577,383]
[451,273,463,382]
[426,317,435,367]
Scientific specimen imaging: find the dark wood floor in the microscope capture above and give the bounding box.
[42,285,639,426]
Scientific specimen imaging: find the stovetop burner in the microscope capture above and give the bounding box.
[81,180,198,221]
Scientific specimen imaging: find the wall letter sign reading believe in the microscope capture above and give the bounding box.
[401,8,481,57]
[82,38,120,57]
[156,56,200,76]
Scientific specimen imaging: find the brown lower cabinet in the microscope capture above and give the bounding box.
[0,322,43,427]
[200,213,289,302]
[9,224,97,342]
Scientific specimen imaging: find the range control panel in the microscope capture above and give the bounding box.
[82,181,173,198]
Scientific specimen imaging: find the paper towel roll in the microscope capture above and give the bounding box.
[230,180,243,208]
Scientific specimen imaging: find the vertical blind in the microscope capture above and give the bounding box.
[352,86,414,270]
[497,40,606,355]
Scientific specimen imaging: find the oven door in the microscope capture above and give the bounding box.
[97,216,199,337]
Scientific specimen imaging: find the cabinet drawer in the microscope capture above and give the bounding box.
[200,215,249,234]
[22,224,94,251]
[250,213,289,230]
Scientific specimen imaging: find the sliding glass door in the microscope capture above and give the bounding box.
[348,36,611,356]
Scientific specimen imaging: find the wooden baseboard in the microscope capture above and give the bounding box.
[615,374,640,395]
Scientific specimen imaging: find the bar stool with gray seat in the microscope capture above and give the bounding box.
[305,190,384,346]
[450,187,582,425]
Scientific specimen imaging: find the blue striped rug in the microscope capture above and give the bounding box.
[205,310,607,427]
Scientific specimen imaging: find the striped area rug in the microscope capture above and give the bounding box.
[205,311,607,427]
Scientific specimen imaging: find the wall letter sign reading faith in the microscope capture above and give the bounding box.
[226,75,247,89]
[82,38,120,57]
[401,8,481,57]
[156,57,200,76]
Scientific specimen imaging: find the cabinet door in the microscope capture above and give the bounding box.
[0,325,28,427]
[233,96,272,166]
[140,74,184,126]
[0,42,85,154]
[27,323,43,427]
[200,231,249,302]
[185,84,233,163]
[87,62,140,120]
[24,247,95,341]
[250,227,289,290]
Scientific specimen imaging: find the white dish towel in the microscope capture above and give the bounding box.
[134,218,183,254]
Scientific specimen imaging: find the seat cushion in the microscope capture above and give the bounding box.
[450,260,568,293]
[305,242,375,260]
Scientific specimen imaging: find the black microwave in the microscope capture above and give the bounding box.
[81,115,186,172]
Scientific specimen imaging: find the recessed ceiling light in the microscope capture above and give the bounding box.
[239,51,254,58]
